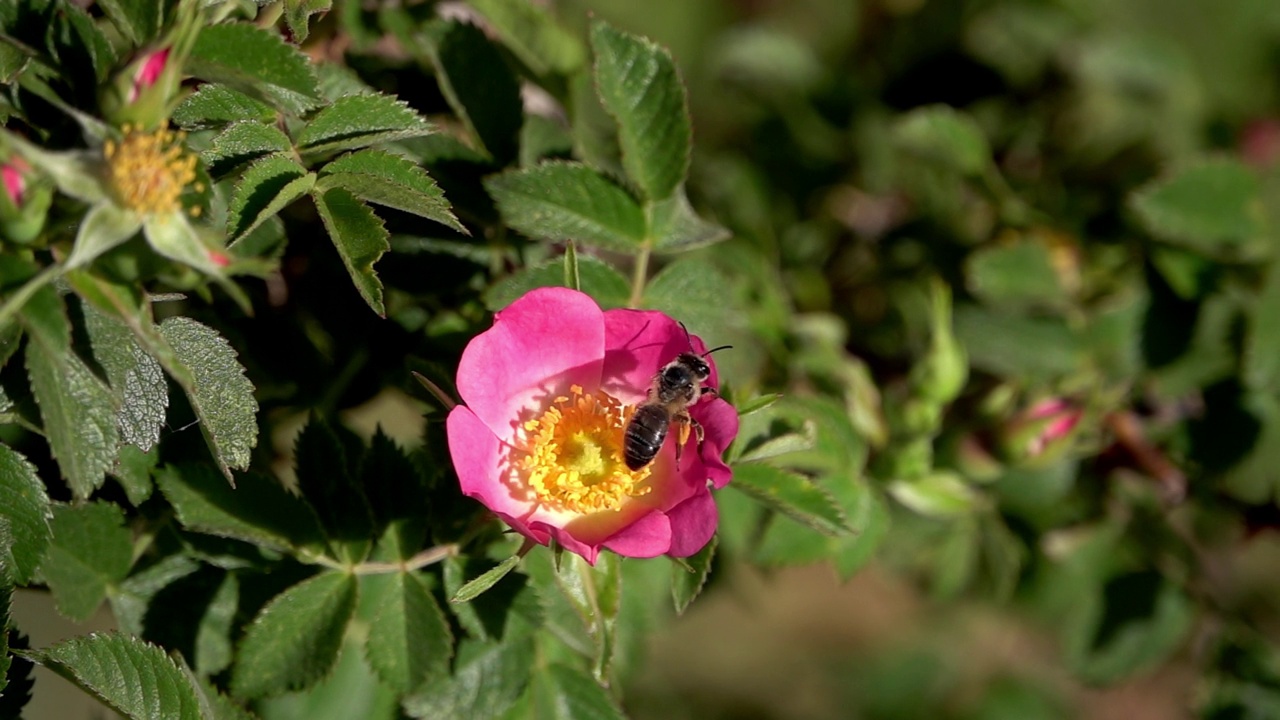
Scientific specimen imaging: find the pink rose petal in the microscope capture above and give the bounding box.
[664,490,718,557]
[457,287,604,443]
[691,398,739,489]
[446,406,547,543]
[602,510,673,558]
[600,309,721,404]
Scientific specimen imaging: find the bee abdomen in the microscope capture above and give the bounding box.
[624,405,670,471]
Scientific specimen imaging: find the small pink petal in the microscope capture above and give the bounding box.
[602,510,672,558]
[457,287,604,443]
[600,309,722,404]
[532,522,600,565]
[2,164,24,206]
[664,490,718,557]
[129,47,171,103]
[446,406,547,543]
[690,398,739,488]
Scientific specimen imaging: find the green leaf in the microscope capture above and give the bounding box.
[1245,260,1280,391]
[590,21,691,201]
[647,189,731,252]
[443,557,544,641]
[25,342,119,500]
[0,582,10,696]
[172,84,277,129]
[483,253,631,312]
[255,633,396,720]
[296,93,435,158]
[0,443,51,585]
[284,0,331,43]
[188,23,323,115]
[142,213,226,276]
[50,2,117,83]
[451,554,523,603]
[485,162,646,252]
[230,571,358,699]
[1131,158,1263,254]
[108,554,201,637]
[156,463,326,552]
[95,0,161,45]
[227,153,312,240]
[466,0,585,76]
[24,633,202,720]
[888,471,980,518]
[402,637,534,720]
[112,444,156,505]
[318,150,462,232]
[82,304,168,452]
[197,675,257,720]
[672,534,715,615]
[1066,572,1194,685]
[642,257,734,339]
[203,121,295,177]
[158,317,259,478]
[420,20,522,163]
[834,485,889,581]
[364,571,453,694]
[731,463,849,536]
[955,306,1082,380]
[312,186,390,316]
[531,663,626,720]
[966,239,1068,310]
[39,503,132,621]
[893,104,992,176]
[66,202,142,269]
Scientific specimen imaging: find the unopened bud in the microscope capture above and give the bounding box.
[101,46,182,129]
[910,279,968,404]
[0,158,51,245]
[1001,398,1082,462]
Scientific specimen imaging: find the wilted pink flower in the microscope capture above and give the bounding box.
[128,47,171,103]
[447,287,737,564]
[2,158,27,206]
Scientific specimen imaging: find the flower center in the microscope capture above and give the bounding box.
[104,125,200,215]
[515,385,652,514]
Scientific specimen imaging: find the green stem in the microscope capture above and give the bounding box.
[627,244,651,308]
[303,543,460,575]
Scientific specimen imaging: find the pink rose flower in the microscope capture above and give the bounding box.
[447,287,738,564]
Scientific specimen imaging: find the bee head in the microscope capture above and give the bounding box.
[675,353,711,381]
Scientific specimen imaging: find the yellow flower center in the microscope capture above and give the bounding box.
[103,125,200,215]
[515,385,652,514]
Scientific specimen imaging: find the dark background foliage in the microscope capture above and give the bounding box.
[3,0,1280,718]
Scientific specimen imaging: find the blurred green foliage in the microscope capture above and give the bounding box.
[2,0,1280,718]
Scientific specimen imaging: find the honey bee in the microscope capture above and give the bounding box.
[623,328,731,471]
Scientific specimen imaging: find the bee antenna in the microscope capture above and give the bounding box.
[702,344,733,357]
[679,321,694,350]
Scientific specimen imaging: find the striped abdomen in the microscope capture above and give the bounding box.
[623,404,671,471]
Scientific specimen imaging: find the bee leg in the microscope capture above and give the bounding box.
[673,413,705,470]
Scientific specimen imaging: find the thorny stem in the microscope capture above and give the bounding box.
[306,543,460,575]
[628,244,651,308]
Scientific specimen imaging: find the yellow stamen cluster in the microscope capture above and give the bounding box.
[104,124,200,215]
[515,385,652,515]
